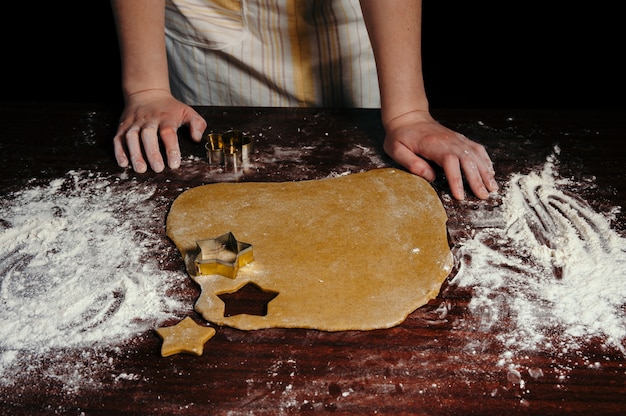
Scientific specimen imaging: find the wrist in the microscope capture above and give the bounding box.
[123,87,172,103]
[382,108,432,132]
[122,76,171,100]
[125,87,171,98]
[380,93,429,125]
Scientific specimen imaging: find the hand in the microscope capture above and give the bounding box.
[382,110,498,200]
[113,89,207,173]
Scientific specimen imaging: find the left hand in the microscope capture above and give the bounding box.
[382,110,498,200]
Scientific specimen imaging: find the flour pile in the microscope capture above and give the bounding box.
[453,147,626,357]
[0,171,185,389]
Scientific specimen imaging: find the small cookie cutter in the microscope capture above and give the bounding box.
[205,133,224,166]
[193,231,254,279]
[204,130,254,170]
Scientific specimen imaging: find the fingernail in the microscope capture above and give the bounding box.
[153,161,165,173]
[169,157,181,169]
[167,150,181,169]
[133,162,147,174]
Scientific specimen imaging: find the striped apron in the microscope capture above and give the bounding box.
[164,0,380,107]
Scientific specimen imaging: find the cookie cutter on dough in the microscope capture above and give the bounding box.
[204,130,254,171]
[193,231,254,279]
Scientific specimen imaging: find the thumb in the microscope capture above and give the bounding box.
[386,145,436,182]
[188,113,208,142]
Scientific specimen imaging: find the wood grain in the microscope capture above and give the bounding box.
[1,104,625,415]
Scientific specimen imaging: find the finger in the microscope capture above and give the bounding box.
[463,141,498,193]
[113,131,129,168]
[140,124,165,173]
[159,123,182,169]
[475,145,499,192]
[477,159,499,193]
[457,137,498,196]
[441,156,466,200]
[384,141,436,182]
[458,152,490,200]
[125,127,148,173]
[478,146,495,175]
[188,113,208,142]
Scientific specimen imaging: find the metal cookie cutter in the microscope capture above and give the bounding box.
[193,232,254,279]
[205,133,224,166]
[204,130,254,171]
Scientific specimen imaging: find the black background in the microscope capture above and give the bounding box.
[2,2,623,109]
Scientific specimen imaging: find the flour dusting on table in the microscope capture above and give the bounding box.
[0,171,186,391]
[452,146,626,377]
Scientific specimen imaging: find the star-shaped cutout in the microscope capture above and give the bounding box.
[155,317,216,357]
[194,232,253,278]
[217,282,279,317]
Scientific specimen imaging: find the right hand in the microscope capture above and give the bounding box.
[113,89,207,173]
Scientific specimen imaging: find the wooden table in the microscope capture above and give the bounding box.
[1,103,625,415]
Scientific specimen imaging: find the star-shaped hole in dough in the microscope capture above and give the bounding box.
[217,282,279,317]
[194,232,253,278]
[155,317,216,357]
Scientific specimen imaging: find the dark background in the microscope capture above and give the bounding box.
[2,2,623,109]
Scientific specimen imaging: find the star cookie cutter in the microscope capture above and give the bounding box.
[193,231,254,279]
[204,130,254,170]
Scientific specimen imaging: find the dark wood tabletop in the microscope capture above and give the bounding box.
[1,103,625,415]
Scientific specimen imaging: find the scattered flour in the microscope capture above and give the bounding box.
[453,146,626,359]
[0,170,186,391]
[2,146,624,397]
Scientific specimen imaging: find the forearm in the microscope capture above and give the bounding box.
[111,0,170,99]
[359,0,428,126]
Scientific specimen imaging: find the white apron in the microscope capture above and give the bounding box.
[164,0,380,107]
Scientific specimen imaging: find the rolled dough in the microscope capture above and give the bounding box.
[166,168,453,331]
